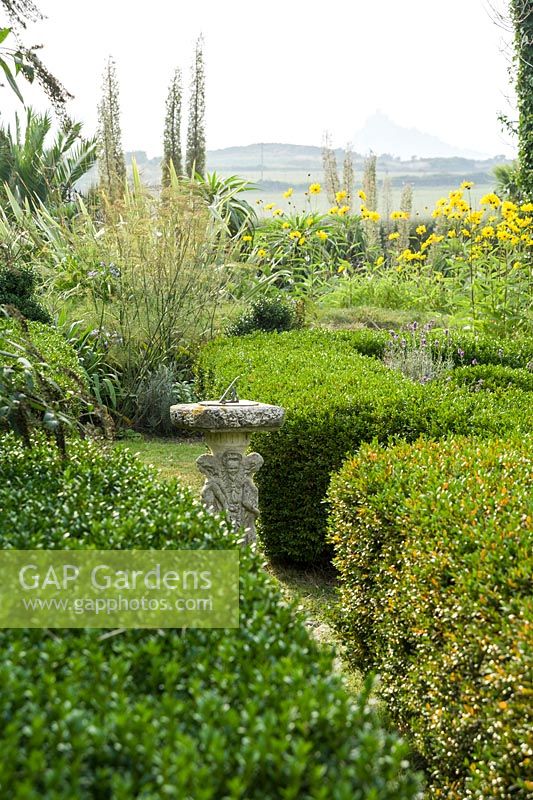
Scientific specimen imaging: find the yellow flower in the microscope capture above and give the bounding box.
[520,202,533,212]
[416,225,426,236]
[264,203,275,211]
[309,183,321,195]
[448,229,457,238]
[375,255,384,267]
[513,261,522,270]
[282,221,291,229]
[283,188,294,198]
[242,235,252,242]
[338,204,350,216]
[289,230,301,239]
[273,208,283,216]
[460,181,474,190]
[391,210,409,220]
[461,228,471,238]
[257,248,267,258]
[481,225,495,239]
[335,190,347,203]
[501,200,518,220]
[466,211,483,226]
[357,189,367,201]
[480,192,501,208]
[329,206,339,215]
[316,229,329,241]
[298,236,306,245]
[388,231,400,240]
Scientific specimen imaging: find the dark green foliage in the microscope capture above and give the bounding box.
[328,436,533,799]
[0,437,422,799]
[197,330,533,563]
[443,363,533,393]
[226,295,302,336]
[0,313,88,443]
[0,264,51,323]
[511,1,533,197]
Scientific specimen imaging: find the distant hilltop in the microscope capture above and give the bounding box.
[351,111,493,160]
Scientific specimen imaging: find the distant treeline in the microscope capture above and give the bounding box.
[255,172,496,191]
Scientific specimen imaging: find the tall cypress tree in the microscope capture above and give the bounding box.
[510,1,533,197]
[185,35,206,177]
[97,56,126,198]
[162,67,182,186]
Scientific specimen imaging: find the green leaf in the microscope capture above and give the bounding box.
[0,57,24,103]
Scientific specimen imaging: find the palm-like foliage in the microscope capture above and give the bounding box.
[193,171,257,237]
[0,108,97,211]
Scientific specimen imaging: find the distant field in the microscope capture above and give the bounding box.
[242,183,494,217]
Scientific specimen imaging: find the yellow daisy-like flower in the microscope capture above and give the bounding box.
[338,205,350,216]
[460,181,474,190]
[520,202,533,212]
[335,190,347,204]
[273,208,283,216]
[448,229,457,238]
[481,225,495,239]
[329,206,339,215]
[391,210,409,221]
[242,235,252,242]
[416,225,426,236]
[283,188,294,198]
[316,229,328,241]
[357,189,367,201]
[513,261,522,270]
[257,248,267,258]
[375,255,384,267]
[298,236,306,245]
[388,232,400,240]
[282,221,291,229]
[289,230,301,239]
[309,183,321,195]
[461,229,471,238]
[480,192,501,208]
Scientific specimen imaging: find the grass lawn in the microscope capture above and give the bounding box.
[116,435,207,491]
[116,434,367,696]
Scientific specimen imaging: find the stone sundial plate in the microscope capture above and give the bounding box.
[199,400,259,407]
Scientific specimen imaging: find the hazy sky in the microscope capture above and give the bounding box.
[1,0,517,157]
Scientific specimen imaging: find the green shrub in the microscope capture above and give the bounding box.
[322,326,533,370]
[0,437,422,799]
[442,363,533,393]
[197,330,533,563]
[0,314,88,442]
[226,295,302,336]
[328,436,532,800]
[0,265,51,324]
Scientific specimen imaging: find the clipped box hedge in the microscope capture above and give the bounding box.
[441,363,533,393]
[328,435,533,800]
[0,436,422,799]
[324,327,533,369]
[196,330,533,563]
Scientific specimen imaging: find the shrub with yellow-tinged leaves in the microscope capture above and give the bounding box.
[328,435,533,800]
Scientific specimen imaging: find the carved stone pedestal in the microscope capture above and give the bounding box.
[170,400,285,545]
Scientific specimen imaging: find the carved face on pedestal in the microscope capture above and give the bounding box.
[223,452,242,482]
